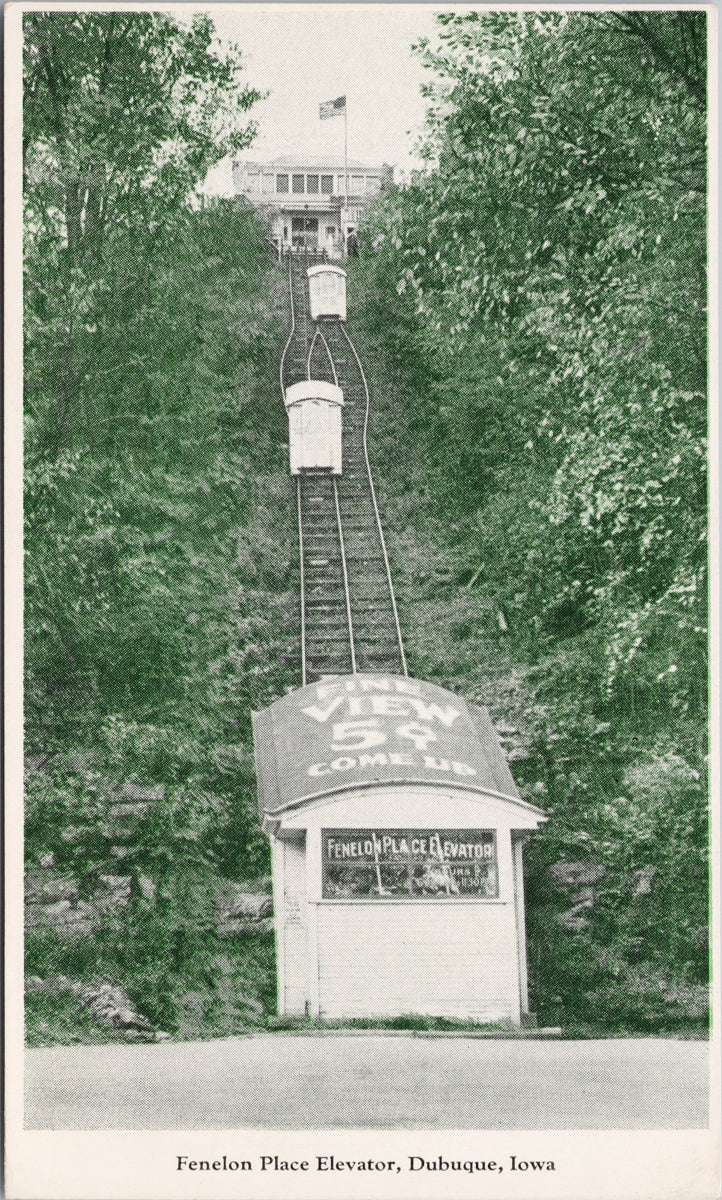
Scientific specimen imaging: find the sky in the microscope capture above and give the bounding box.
[172,4,445,194]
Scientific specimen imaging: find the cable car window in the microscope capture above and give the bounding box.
[276,174,289,193]
[306,174,319,194]
[292,174,304,194]
[321,175,334,194]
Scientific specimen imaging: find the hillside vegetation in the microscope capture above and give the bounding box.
[24,11,708,1041]
[354,11,709,1031]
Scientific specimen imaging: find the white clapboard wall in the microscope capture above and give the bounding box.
[271,785,540,1022]
[317,900,518,1022]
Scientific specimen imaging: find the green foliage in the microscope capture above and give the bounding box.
[24,11,262,261]
[356,10,709,1034]
[362,12,707,706]
[26,888,276,1042]
[23,12,287,1045]
[24,8,709,1040]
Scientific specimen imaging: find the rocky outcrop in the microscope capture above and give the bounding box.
[217,885,274,937]
[25,867,135,936]
[25,975,170,1041]
[547,859,606,932]
[548,860,606,889]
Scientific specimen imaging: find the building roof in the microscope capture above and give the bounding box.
[239,155,375,171]
[270,155,373,169]
[252,672,545,822]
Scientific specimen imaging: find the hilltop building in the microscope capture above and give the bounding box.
[232,154,392,256]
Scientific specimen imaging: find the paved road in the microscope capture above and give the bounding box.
[25,1034,708,1130]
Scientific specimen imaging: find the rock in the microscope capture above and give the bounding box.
[556,909,590,932]
[60,827,84,844]
[495,721,518,736]
[114,1006,155,1030]
[79,983,157,1033]
[98,874,132,890]
[217,918,250,937]
[43,900,72,919]
[235,994,265,1016]
[548,860,605,889]
[226,890,273,920]
[38,852,56,869]
[155,1031,172,1042]
[41,878,79,903]
[633,866,657,897]
[120,782,165,804]
[26,976,46,993]
[137,874,156,903]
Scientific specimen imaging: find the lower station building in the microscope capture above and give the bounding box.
[253,673,546,1025]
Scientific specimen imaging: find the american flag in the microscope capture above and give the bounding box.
[319,95,346,120]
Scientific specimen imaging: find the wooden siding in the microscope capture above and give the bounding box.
[282,839,307,1015]
[316,900,520,1023]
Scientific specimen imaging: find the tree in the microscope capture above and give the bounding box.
[23,11,262,261]
[363,11,707,707]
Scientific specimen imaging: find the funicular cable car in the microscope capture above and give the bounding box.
[284,381,344,474]
[307,265,347,322]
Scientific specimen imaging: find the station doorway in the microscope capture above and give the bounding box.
[292,216,319,251]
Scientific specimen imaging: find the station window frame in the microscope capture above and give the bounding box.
[321,175,334,195]
[321,828,499,901]
[306,174,319,194]
[292,174,305,194]
[276,174,289,193]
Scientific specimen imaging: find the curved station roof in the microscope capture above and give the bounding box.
[252,672,546,821]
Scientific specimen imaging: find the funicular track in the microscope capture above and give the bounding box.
[280,252,407,684]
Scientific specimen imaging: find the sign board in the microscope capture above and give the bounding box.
[253,673,528,817]
[322,827,498,899]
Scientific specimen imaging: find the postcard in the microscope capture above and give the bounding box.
[5,3,720,1198]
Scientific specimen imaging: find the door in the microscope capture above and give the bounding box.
[291,216,319,251]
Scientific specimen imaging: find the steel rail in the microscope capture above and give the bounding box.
[316,326,339,387]
[340,324,409,677]
[279,252,295,401]
[296,477,308,688]
[332,477,357,675]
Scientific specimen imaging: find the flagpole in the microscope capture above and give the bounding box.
[343,101,348,258]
